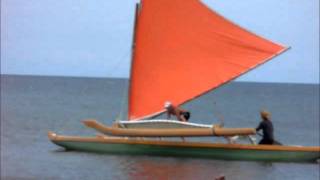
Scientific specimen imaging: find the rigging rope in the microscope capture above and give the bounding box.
[116,77,130,121]
[110,49,131,121]
[212,101,225,127]
[107,49,131,77]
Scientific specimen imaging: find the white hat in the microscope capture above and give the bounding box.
[164,101,172,108]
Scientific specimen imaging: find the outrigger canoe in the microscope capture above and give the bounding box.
[48,131,320,163]
[48,0,320,163]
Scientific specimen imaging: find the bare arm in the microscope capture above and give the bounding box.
[175,109,187,121]
[171,108,178,120]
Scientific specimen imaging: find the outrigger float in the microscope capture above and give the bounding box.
[48,0,320,162]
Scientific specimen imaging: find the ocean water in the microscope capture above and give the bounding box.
[1,75,319,180]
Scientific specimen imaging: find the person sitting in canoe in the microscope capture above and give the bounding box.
[164,101,190,122]
[256,110,275,145]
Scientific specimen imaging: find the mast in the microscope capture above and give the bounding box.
[127,2,140,119]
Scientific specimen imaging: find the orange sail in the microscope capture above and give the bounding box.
[128,0,287,120]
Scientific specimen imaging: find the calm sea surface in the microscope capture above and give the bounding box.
[1,75,319,180]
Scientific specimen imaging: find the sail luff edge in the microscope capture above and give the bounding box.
[127,2,141,120]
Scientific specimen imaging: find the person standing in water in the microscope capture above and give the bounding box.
[256,110,274,145]
[164,101,190,122]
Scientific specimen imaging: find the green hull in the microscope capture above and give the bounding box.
[52,140,320,163]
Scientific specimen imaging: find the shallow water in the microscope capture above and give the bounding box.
[1,75,319,180]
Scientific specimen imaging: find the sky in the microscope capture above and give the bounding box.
[1,0,319,84]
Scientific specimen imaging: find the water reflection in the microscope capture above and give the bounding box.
[115,155,294,180]
[118,156,234,180]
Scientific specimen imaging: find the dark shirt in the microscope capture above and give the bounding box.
[256,120,274,141]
